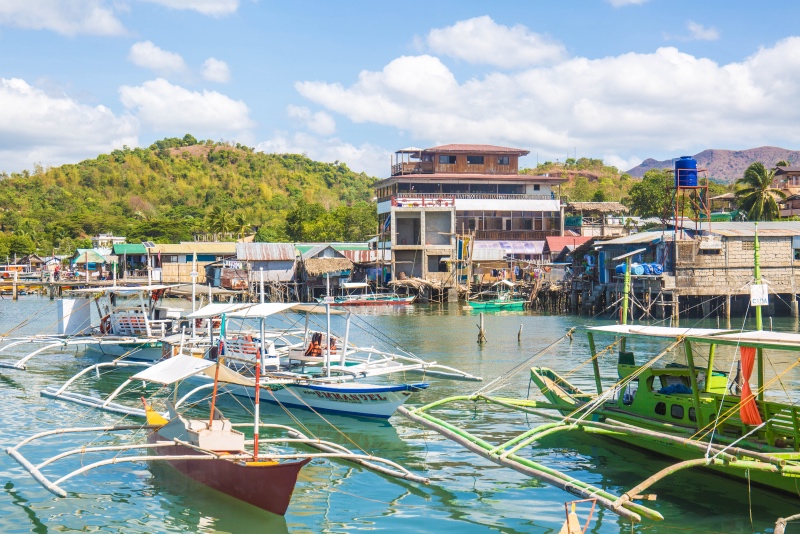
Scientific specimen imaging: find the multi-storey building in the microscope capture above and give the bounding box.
[375,144,565,284]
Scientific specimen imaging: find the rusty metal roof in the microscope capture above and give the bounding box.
[236,243,296,261]
[423,144,530,156]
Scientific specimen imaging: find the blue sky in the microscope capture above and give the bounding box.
[2,0,800,177]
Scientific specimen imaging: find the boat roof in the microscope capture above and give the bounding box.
[688,330,800,351]
[226,303,298,318]
[585,325,730,338]
[342,282,369,289]
[294,303,347,315]
[186,302,253,318]
[132,354,214,385]
[131,354,255,386]
[588,325,800,351]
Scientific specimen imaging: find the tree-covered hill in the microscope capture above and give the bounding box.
[0,135,378,257]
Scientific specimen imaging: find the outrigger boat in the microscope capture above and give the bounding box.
[401,224,800,523]
[316,282,416,306]
[7,354,428,515]
[44,300,480,419]
[0,284,186,369]
[467,280,526,311]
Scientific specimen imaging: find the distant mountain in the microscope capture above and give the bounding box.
[626,146,800,182]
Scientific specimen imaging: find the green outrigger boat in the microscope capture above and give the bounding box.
[467,280,526,311]
[401,224,800,523]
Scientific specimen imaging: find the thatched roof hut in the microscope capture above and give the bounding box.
[300,245,353,277]
[303,257,353,277]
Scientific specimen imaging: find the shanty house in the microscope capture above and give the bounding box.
[298,245,354,300]
[565,202,630,237]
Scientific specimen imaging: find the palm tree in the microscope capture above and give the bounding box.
[207,206,232,240]
[735,162,786,221]
[234,212,250,241]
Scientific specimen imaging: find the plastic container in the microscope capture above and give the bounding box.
[675,156,698,187]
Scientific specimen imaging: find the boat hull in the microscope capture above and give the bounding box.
[226,381,425,419]
[329,297,415,306]
[147,432,309,515]
[467,300,525,311]
[85,341,163,361]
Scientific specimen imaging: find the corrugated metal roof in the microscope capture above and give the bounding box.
[154,242,237,254]
[342,249,391,263]
[545,236,593,253]
[236,243,296,261]
[295,243,370,255]
[424,144,530,155]
[113,243,147,255]
[300,244,347,260]
[594,231,675,246]
[711,222,800,237]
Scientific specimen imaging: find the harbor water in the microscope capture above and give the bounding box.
[0,297,798,533]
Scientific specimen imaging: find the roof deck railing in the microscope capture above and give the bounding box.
[380,192,559,204]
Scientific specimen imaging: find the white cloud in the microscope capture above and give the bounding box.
[607,0,648,6]
[201,58,231,83]
[119,78,254,135]
[686,21,720,41]
[0,78,138,173]
[295,36,800,172]
[426,16,565,68]
[0,0,126,36]
[287,105,336,136]
[128,41,187,74]
[138,0,238,16]
[257,132,389,177]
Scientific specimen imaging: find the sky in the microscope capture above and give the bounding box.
[2,0,800,178]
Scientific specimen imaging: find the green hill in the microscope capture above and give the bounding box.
[0,135,378,258]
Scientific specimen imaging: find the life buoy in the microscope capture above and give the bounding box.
[100,315,112,334]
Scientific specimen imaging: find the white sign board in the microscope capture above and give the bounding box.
[323,296,335,304]
[750,284,769,307]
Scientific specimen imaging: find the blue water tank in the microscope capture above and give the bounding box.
[675,156,698,187]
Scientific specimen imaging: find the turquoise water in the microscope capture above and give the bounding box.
[0,297,798,533]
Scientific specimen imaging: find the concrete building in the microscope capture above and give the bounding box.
[375,144,565,285]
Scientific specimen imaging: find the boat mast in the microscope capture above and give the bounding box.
[754,223,764,400]
[326,272,331,378]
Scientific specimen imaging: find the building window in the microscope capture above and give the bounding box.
[467,155,484,165]
[439,155,456,165]
[498,156,509,165]
[742,240,754,251]
[533,184,540,191]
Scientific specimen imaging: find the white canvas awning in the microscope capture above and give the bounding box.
[68,284,179,294]
[226,303,298,318]
[187,302,253,318]
[132,355,215,385]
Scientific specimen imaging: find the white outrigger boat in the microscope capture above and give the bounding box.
[8,354,428,515]
[43,300,481,419]
[0,284,186,369]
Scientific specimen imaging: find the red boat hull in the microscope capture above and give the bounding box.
[147,433,310,515]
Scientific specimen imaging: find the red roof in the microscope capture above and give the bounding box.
[424,144,530,156]
[545,236,592,254]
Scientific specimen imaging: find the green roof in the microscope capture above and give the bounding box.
[72,249,108,264]
[113,243,147,254]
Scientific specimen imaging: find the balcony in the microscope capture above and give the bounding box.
[391,162,435,176]
[474,230,560,241]
[380,192,559,204]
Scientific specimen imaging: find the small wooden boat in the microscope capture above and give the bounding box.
[8,354,428,513]
[467,281,525,311]
[317,282,416,306]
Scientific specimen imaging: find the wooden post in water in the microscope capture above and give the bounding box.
[49,283,55,300]
[477,313,486,344]
[518,324,523,343]
[12,271,18,301]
